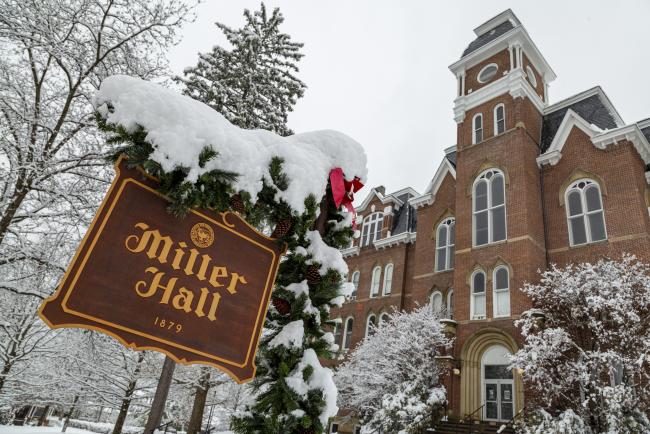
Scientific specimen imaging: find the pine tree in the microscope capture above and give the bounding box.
[177,3,306,136]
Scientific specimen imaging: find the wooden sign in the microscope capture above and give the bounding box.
[39,156,286,383]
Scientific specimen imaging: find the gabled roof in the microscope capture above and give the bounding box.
[541,87,624,152]
[408,155,457,209]
[355,186,419,214]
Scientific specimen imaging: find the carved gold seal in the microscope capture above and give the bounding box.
[190,222,214,248]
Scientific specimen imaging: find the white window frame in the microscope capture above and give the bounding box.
[472,169,507,247]
[365,314,377,338]
[430,290,444,316]
[472,113,483,144]
[435,218,455,272]
[526,65,538,88]
[350,270,360,299]
[471,269,487,320]
[494,103,505,135]
[446,289,454,319]
[361,212,383,247]
[477,63,499,83]
[382,264,393,295]
[565,179,608,247]
[379,312,390,326]
[342,317,354,351]
[370,266,382,297]
[492,266,511,318]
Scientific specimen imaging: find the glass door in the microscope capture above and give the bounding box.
[484,364,515,421]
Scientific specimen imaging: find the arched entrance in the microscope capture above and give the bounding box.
[481,345,514,421]
[459,329,523,420]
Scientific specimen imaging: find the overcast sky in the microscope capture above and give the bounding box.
[168,1,650,197]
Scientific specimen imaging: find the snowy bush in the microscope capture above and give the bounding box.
[67,418,142,434]
[335,306,452,433]
[512,254,650,434]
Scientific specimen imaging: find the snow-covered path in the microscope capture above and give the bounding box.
[0,426,96,434]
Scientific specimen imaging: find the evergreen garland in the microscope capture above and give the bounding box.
[96,112,355,434]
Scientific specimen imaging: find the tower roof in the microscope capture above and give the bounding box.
[463,9,521,57]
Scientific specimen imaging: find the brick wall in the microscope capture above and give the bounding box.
[464,49,511,95]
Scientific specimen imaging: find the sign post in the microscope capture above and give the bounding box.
[39,156,287,383]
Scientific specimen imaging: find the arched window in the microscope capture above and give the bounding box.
[365,314,377,337]
[473,113,483,144]
[333,320,342,349]
[471,270,487,319]
[446,289,454,319]
[435,218,455,271]
[473,169,506,246]
[370,266,382,297]
[493,266,510,317]
[494,104,505,135]
[430,291,444,316]
[343,317,354,351]
[350,271,360,299]
[379,312,390,326]
[361,212,383,247]
[565,179,607,246]
[383,264,393,295]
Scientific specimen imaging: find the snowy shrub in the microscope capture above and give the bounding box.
[335,306,452,433]
[512,255,650,434]
[67,418,142,434]
[0,404,13,425]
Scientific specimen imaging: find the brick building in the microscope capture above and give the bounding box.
[329,9,650,433]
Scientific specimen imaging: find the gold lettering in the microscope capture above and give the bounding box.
[134,266,161,297]
[183,248,200,276]
[125,222,151,252]
[172,287,194,313]
[227,273,247,295]
[195,287,210,318]
[196,254,212,281]
[157,273,179,305]
[207,292,221,321]
[125,222,173,264]
[209,267,228,288]
[171,242,187,270]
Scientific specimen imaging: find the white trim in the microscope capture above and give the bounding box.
[355,187,419,213]
[450,26,556,83]
[525,65,537,88]
[379,312,390,326]
[373,231,416,250]
[446,289,454,319]
[472,113,484,144]
[430,290,444,315]
[382,263,394,295]
[472,169,507,247]
[453,69,544,123]
[470,269,487,320]
[350,270,360,298]
[591,124,650,166]
[435,218,455,272]
[365,313,377,338]
[492,266,511,318]
[410,157,457,209]
[473,9,521,36]
[493,103,506,135]
[370,266,382,298]
[341,246,360,258]
[409,193,433,209]
[477,63,499,84]
[638,118,650,130]
[543,87,624,126]
[342,316,354,351]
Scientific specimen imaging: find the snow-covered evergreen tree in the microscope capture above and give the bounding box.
[177,3,306,136]
[335,306,452,433]
[512,255,650,434]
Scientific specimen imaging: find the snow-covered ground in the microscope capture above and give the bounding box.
[0,426,96,434]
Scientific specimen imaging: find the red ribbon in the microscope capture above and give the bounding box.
[330,168,364,229]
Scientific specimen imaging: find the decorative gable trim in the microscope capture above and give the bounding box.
[592,124,650,166]
[374,232,417,250]
[341,246,360,258]
[409,158,457,209]
[543,86,624,127]
[356,187,419,213]
[537,109,596,168]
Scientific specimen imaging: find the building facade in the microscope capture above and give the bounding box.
[330,9,650,432]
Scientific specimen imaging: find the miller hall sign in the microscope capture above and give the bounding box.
[39,156,286,382]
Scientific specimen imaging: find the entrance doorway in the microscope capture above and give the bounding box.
[481,345,515,421]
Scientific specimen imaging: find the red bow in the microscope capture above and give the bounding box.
[329,168,364,229]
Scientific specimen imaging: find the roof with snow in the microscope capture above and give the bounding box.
[391,191,418,235]
[541,89,621,152]
[463,20,515,57]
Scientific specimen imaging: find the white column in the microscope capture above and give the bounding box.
[508,44,514,70]
[461,71,466,96]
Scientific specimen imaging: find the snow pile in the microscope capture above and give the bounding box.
[268,320,304,349]
[285,349,338,426]
[94,75,367,213]
[304,230,348,275]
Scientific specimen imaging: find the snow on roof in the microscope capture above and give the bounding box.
[94,75,368,213]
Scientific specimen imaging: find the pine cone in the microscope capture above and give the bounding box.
[307,264,322,285]
[230,194,246,214]
[271,218,292,238]
[272,297,291,315]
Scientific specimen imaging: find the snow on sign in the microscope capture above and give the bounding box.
[39,156,286,383]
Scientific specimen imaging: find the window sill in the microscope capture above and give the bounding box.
[434,268,454,275]
[472,238,507,250]
[568,238,608,249]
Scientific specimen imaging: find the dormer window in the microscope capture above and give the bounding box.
[477,63,498,83]
[361,212,383,246]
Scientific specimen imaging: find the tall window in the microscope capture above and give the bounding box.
[447,289,454,319]
[350,271,360,299]
[365,314,377,338]
[494,104,505,135]
[383,264,393,295]
[471,270,487,319]
[473,169,506,246]
[343,317,354,351]
[370,266,382,297]
[430,291,443,315]
[473,113,483,144]
[333,321,342,349]
[361,212,383,247]
[435,218,455,271]
[565,179,607,246]
[493,266,510,317]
